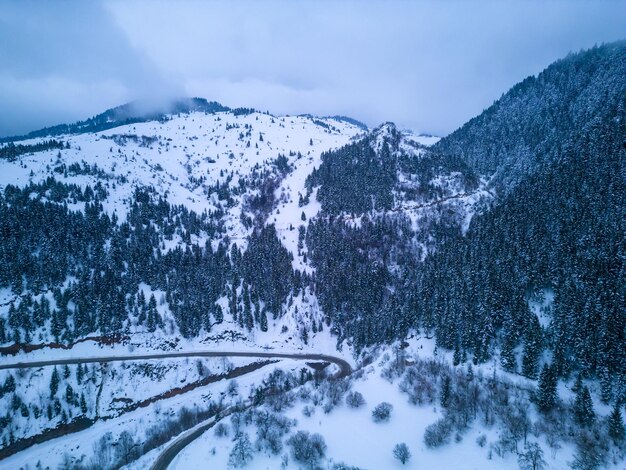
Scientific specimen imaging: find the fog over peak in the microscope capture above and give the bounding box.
[1,0,624,138]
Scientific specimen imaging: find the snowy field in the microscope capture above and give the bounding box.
[167,337,591,470]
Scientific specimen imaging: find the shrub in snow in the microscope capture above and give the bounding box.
[227,380,239,397]
[424,417,453,448]
[346,391,365,408]
[302,405,315,417]
[115,430,139,466]
[323,402,335,414]
[298,386,311,401]
[228,433,254,468]
[372,402,393,422]
[517,442,546,470]
[310,392,323,407]
[257,424,284,455]
[230,413,244,436]
[214,422,229,438]
[332,463,364,470]
[267,391,294,413]
[287,431,327,469]
[323,378,351,407]
[393,442,411,464]
[476,434,487,448]
[254,410,294,455]
[399,366,437,405]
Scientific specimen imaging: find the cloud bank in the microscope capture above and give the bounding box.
[1,0,624,137]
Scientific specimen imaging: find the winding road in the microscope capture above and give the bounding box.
[0,350,352,468]
[0,350,352,376]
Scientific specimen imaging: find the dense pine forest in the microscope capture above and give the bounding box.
[0,179,298,344]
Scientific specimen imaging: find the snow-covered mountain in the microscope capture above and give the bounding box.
[0,107,490,350]
[0,108,362,232]
[0,101,492,465]
[0,41,624,470]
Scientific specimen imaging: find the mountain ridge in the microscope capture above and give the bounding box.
[0,98,371,144]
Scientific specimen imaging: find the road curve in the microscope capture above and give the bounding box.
[150,408,238,470]
[0,350,352,378]
[146,352,352,470]
[0,350,351,468]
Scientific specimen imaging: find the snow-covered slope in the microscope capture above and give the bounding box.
[0,109,363,240]
[0,109,489,351]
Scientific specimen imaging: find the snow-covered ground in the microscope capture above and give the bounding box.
[4,335,621,470]
[167,337,591,470]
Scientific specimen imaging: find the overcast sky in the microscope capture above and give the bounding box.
[0,0,624,138]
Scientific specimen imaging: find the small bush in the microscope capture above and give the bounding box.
[346,391,365,409]
[424,418,453,448]
[228,433,254,468]
[214,422,229,438]
[372,402,393,423]
[254,410,294,455]
[287,431,327,469]
[393,442,411,464]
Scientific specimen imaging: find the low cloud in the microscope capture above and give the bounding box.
[1,0,624,137]
[0,0,180,137]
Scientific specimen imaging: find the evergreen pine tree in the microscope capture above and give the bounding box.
[500,335,517,373]
[521,318,541,379]
[7,303,17,333]
[440,375,451,408]
[608,404,624,442]
[467,364,474,381]
[230,278,239,322]
[147,294,158,332]
[573,385,595,426]
[65,384,74,404]
[50,366,59,398]
[599,366,612,404]
[243,284,253,331]
[260,307,268,332]
[76,364,83,384]
[214,305,224,324]
[3,374,16,394]
[80,393,88,414]
[536,364,558,412]
[453,345,462,366]
[572,373,583,394]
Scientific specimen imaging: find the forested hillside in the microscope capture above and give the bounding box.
[0,109,366,353]
[304,124,488,347]
[415,42,626,384]
[305,42,625,396]
[0,179,300,344]
[1,42,623,396]
[435,41,625,190]
[418,102,625,382]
